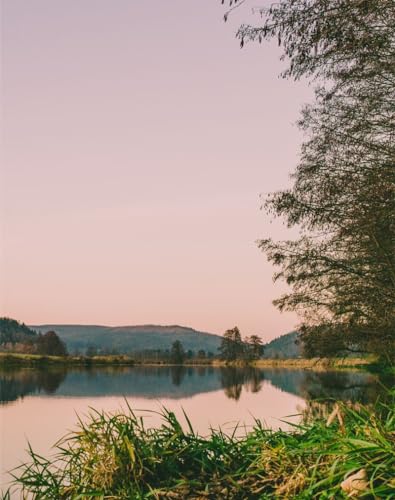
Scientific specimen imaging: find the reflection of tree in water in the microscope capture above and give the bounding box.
[197,367,207,377]
[298,370,395,423]
[0,368,67,404]
[300,370,392,404]
[170,366,187,386]
[220,367,265,401]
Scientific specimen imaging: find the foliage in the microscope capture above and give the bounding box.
[6,390,395,499]
[0,318,37,345]
[219,326,244,361]
[0,319,68,356]
[37,331,68,357]
[220,327,265,362]
[225,1,395,361]
[170,340,185,364]
[245,334,264,360]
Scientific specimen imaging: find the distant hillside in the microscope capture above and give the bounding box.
[263,331,302,359]
[0,318,67,355]
[0,318,37,344]
[31,324,223,354]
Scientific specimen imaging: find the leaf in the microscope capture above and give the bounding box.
[344,439,379,449]
[123,436,136,465]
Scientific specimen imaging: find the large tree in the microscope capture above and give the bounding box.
[224,1,395,361]
[245,335,264,360]
[219,327,245,361]
[37,331,68,357]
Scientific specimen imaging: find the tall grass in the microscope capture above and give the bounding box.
[4,391,395,499]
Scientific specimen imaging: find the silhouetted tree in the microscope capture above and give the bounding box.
[219,327,244,362]
[245,335,264,360]
[170,340,185,364]
[37,331,68,356]
[223,0,395,362]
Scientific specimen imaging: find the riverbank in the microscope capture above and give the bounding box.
[4,390,394,499]
[0,351,385,372]
[253,356,375,370]
[0,352,136,367]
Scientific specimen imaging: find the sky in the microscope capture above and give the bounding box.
[1,0,312,342]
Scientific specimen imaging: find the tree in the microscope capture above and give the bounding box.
[86,344,98,357]
[170,340,185,364]
[245,335,264,360]
[0,318,37,345]
[224,0,395,362]
[219,327,244,362]
[37,331,68,356]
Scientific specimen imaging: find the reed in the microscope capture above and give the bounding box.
[3,392,395,499]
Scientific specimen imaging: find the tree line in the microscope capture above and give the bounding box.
[219,327,264,362]
[1,318,267,363]
[0,318,68,356]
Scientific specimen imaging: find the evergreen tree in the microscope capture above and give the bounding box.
[219,327,244,361]
[245,335,264,360]
[170,340,185,364]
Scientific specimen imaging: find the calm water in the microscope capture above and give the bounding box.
[0,365,391,491]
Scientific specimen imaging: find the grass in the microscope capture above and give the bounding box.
[3,391,395,499]
[1,352,383,372]
[0,352,136,367]
[253,357,376,370]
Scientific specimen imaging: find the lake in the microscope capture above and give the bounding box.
[0,365,391,493]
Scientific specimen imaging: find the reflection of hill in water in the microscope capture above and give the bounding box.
[57,366,222,399]
[0,366,389,406]
[0,367,223,403]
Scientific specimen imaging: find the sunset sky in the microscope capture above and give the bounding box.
[1,0,312,341]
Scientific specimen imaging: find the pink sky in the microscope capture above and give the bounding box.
[1,1,312,341]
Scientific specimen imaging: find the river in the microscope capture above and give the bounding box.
[0,365,391,494]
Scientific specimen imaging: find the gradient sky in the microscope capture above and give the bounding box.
[1,0,312,341]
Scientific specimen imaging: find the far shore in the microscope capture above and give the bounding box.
[0,351,380,372]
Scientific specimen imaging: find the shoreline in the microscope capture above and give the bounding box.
[0,352,382,372]
[5,391,394,499]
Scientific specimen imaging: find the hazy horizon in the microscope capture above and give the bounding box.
[1,0,312,342]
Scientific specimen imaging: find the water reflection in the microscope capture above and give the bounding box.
[0,367,67,403]
[220,367,264,400]
[0,366,390,406]
[171,366,186,386]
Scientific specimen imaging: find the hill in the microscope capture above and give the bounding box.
[263,331,302,359]
[31,324,223,355]
[0,318,67,355]
[0,318,37,344]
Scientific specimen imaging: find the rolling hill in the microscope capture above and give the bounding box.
[31,324,223,354]
[262,331,302,359]
[27,323,302,358]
